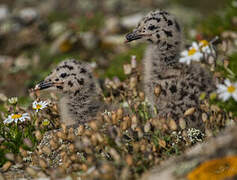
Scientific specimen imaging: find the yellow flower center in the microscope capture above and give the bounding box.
[188,48,197,56]
[227,85,236,93]
[35,104,42,109]
[200,40,209,47]
[11,114,22,119]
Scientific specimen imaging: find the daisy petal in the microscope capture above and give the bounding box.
[192,42,199,49]
[224,79,231,86]
[232,92,237,101]
[181,50,188,56]
[219,92,231,101]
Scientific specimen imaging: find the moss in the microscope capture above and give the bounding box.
[199,0,237,36]
[25,45,82,88]
[18,96,32,107]
[0,148,7,167]
[101,44,146,80]
[76,12,105,32]
[229,53,237,76]
[171,0,226,14]
[47,12,71,23]
[215,53,237,81]
[211,98,237,117]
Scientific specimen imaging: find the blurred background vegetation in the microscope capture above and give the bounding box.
[0,0,236,102]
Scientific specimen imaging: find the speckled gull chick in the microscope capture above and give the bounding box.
[34,59,103,126]
[125,10,215,129]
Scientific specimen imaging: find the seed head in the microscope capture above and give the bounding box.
[39,158,48,169]
[184,107,195,116]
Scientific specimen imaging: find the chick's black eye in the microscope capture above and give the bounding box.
[60,73,67,78]
[148,25,156,31]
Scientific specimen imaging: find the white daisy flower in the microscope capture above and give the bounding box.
[199,40,211,54]
[8,97,18,104]
[216,79,237,101]
[4,113,30,124]
[32,100,48,112]
[179,42,203,65]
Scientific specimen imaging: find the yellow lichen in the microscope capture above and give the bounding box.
[188,156,237,180]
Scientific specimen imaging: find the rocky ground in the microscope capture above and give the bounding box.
[141,125,237,180]
[0,0,237,179]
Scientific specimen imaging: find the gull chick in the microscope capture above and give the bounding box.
[125,10,215,129]
[34,59,102,126]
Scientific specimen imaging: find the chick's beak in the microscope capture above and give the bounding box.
[125,31,143,43]
[125,31,152,43]
[34,81,54,91]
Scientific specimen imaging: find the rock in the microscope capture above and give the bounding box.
[35,129,65,168]
[232,0,237,7]
[102,35,124,45]
[35,127,81,168]
[121,13,144,29]
[80,32,98,49]
[76,0,98,12]
[50,31,78,55]
[123,64,132,75]
[232,16,237,27]
[2,168,32,180]
[0,21,44,55]
[1,162,12,172]
[166,5,202,26]
[103,16,121,34]
[0,19,21,34]
[221,31,237,39]
[89,61,97,70]
[0,55,14,68]
[0,93,7,102]
[15,55,30,70]
[0,5,9,22]
[49,22,67,38]
[141,125,237,180]
[18,8,39,25]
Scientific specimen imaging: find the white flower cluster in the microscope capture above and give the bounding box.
[187,128,205,143]
[171,131,183,144]
[217,79,237,102]
[179,40,212,65]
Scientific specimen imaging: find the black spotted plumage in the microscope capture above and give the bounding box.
[163,29,173,37]
[126,10,216,130]
[35,59,104,126]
